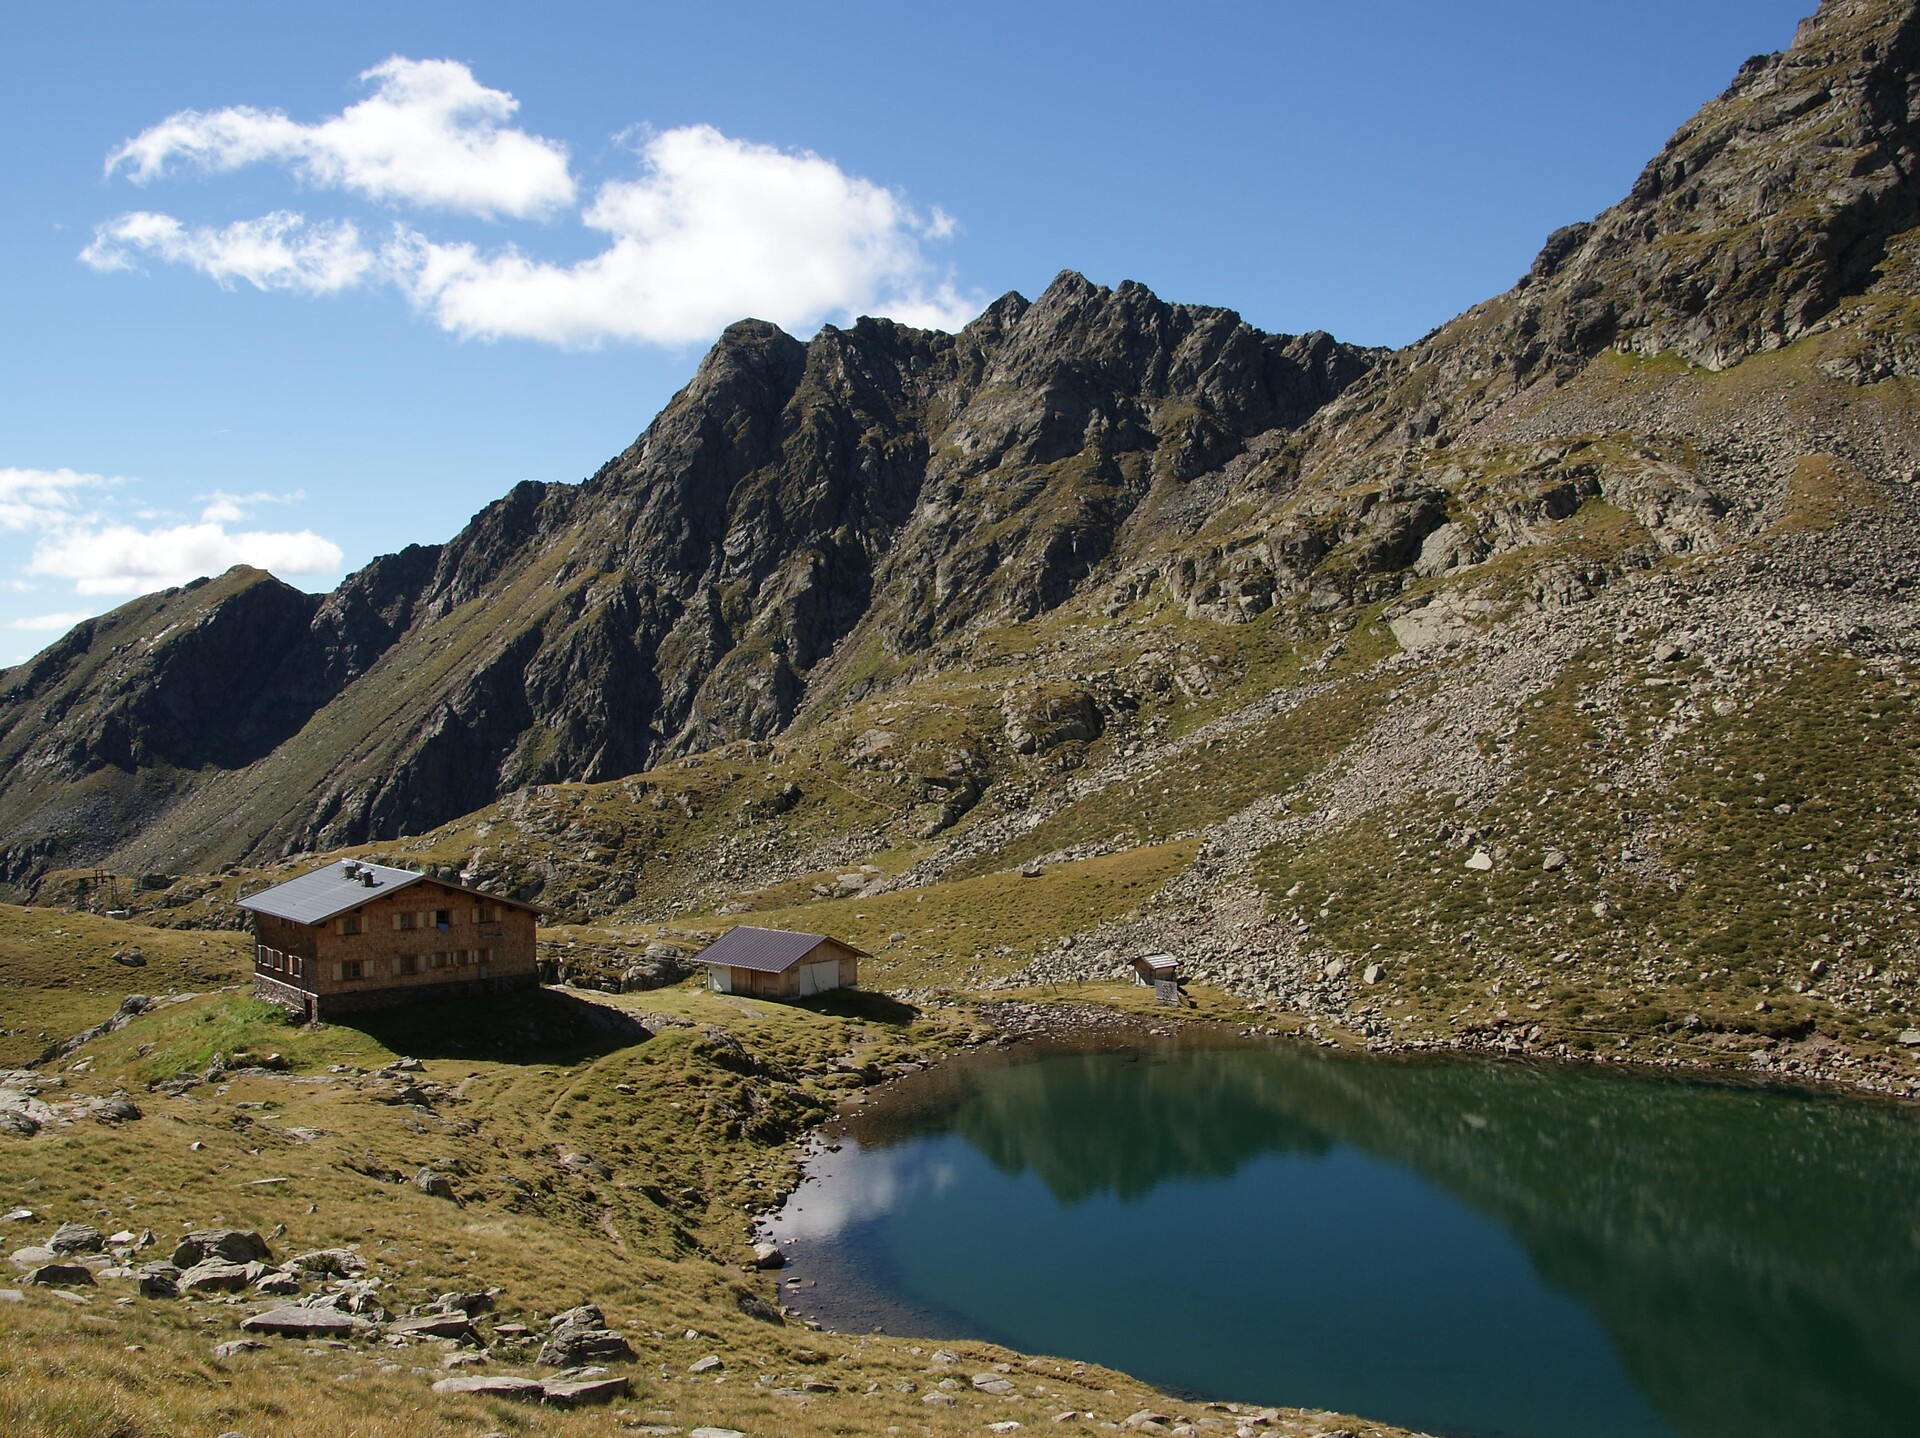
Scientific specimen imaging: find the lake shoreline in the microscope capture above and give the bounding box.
[950,987,1920,1103]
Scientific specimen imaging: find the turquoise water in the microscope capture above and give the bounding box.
[772,1038,1920,1438]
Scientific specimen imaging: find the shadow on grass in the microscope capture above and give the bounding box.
[796,988,920,1026]
[339,986,651,1065]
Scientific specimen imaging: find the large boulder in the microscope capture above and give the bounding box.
[47,1223,103,1255]
[136,1262,181,1298]
[430,1375,544,1400]
[285,1248,365,1278]
[171,1229,270,1268]
[240,1306,375,1339]
[24,1264,94,1287]
[537,1304,635,1366]
[179,1260,254,1295]
[541,1375,632,1407]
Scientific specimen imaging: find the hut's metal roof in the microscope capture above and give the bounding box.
[236,860,426,924]
[1135,952,1179,973]
[691,926,866,974]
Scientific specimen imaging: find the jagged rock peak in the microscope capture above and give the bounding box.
[1511,0,1920,373]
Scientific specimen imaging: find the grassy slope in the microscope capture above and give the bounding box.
[1256,647,1920,1071]
[0,907,249,1068]
[0,984,1404,1438]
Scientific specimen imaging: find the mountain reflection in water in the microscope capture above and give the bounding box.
[776,1038,1920,1438]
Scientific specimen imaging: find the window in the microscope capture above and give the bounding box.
[435,909,452,931]
[397,954,419,975]
[289,955,304,979]
[339,914,361,936]
[395,911,417,931]
[431,952,447,970]
[340,960,363,981]
[473,904,497,923]
[477,947,491,965]
[453,949,468,967]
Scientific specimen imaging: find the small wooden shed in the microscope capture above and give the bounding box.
[1130,952,1179,987]
[693,926,864,1000]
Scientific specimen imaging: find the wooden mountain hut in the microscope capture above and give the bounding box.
[692,926,863,1000]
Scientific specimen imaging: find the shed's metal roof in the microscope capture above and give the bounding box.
[236,860,426,924]
[691,926,865,974]
[1135,952,1178,973]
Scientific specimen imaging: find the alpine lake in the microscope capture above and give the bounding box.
[769,1032,1920,1438]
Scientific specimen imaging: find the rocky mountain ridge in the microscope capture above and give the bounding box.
[0,276,1377,879]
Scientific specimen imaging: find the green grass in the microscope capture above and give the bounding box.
[0,905,249,1066]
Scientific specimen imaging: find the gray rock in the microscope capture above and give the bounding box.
[172,1229,270,1269]
[750,1241,785,1269]
[240,1306,375,1338]
[430,1375,545,1400]
[1542,849,1568,872]
[24,1263,94,1287]
[285,1248,365,1278]
[389,1313,477,1341]
[212,1339,266,1359]
[414,1168,456,1199]
[136,1262,181,1298]
[973,1373,1017,1396]
[0,1112,37,1138]
[252,1270,301,1296]
[10,1246,57,1267]
[537,1318,635,1367]
[179,1260,253,1295]
[688,1354,723,1374]
[48,1223,103,1255]
[541,1375,632,1407]
[430,1290,493,1316]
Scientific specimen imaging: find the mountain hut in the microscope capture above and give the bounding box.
[236,859,540,1021]
[693,926,863,1000]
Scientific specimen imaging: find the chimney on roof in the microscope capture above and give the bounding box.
[360,871,376,887]
[342,861,361,879]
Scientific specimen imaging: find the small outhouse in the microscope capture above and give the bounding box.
[1131,952,1179,986]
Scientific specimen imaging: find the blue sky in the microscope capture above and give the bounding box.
[1,1,1813,661]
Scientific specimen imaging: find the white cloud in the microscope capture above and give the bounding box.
[196,488,302,523]
[106,57,575,220]
[387,123,981,345]
[0,468,114,531]
[28,522,345,596]
[89,62,981,346]
[6,610,96,632]
[80,210,374,294]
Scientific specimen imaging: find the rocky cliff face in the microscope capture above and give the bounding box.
[0,277,1374,879]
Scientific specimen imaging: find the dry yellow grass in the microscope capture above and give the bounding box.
[0,975,1410,1438]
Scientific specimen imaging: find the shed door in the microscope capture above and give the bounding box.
[799,958,839,996]
[708,966,733,994]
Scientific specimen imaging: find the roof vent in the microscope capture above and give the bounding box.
[342,861,361,879]
[360,871,377,888]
